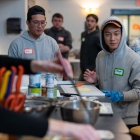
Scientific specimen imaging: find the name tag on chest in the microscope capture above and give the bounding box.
[114,68,124,76]
[24,48,34,54]
[58,36,64,41]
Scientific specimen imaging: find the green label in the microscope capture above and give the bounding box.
[53,87,57,98]
[82,38,85,42]
[114,68,124,76]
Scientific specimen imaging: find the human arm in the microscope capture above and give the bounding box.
[58,43,70,53]
[0,54,73,77]
[103,55,140,102]
[0,106,100,140]
[0,106,47,137]
[0,55,33,74]
[84,69,97,83]
[122,56,140,101]
[31,55,73,78]
[58,31,72,53]
[47,119,100,140]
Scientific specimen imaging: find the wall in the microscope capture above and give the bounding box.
[47,0,140,50]
[35,0,48,13]
[0,0,27,55]
[0,0,48,55]
[0,0,140,54]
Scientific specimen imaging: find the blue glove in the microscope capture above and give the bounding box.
[102,90,124,102]
[102,90,111,97]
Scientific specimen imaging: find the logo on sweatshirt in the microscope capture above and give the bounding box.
[24,48,34,54]
[114,68,124,76]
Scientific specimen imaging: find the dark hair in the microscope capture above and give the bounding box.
[52,13,63,21]
[27,5,45,21]
[86,14,98,23]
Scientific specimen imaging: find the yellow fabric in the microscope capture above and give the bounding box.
[130,126,140,136]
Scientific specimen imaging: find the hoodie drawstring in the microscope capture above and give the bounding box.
[104,54,107,80]
[112,53,115,77]
[104,53,115,80]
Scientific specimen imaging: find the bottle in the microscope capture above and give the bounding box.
[47,88,54,98]
[53,78,57,98]
[46,73,54,88]
[29,72,41,87]
[28,72,41,96]
[46,73,55,98]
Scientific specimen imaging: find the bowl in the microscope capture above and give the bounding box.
[24,99,55,118]
[60,99,100,125]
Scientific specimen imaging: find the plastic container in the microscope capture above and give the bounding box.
[29,72,41,87]
[28,86,41,96]
[46,73,54,88]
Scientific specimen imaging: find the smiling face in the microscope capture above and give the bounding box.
[103,24,122,52]
[26,14,46,39]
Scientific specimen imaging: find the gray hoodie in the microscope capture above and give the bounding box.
[96,16,140,124]
[8,31,59,60]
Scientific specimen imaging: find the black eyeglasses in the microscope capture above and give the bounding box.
[32,20,47,27]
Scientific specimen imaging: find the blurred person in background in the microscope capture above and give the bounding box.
[79,14,101,81]
[44,13,72,59]
[8,5,59,61]
[84,16,140,129]
[129,37,140,55]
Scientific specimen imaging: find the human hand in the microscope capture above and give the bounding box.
[84,69,97,83]
[31,52,73,78]
[31,59,63,73]
[58,44,70,53]
[102,90,124,102]
[58,43,65,48]
[56,51,73,78]
[48,119,100,140]
[102,90,111,97]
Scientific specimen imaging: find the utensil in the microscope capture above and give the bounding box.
[4,71,15,99]
[57,51,101,124]
[75,82,84,87]
[5,65,26,112]
[70,82,84,88]
[56,51,88,109]
[4,66,17,99]
[0,70,11,100]
[0,67,6,87]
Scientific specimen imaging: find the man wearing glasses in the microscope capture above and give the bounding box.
[44,13,72,59]
[8,5,59,60]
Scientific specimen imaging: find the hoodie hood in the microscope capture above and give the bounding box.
[96,16,140,124]
[100,16,127,53]
[99,16,128,81]
[20,30,46,42]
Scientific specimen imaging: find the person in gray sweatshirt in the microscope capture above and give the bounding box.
[8,5,59,60]
[84,16,140,129]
